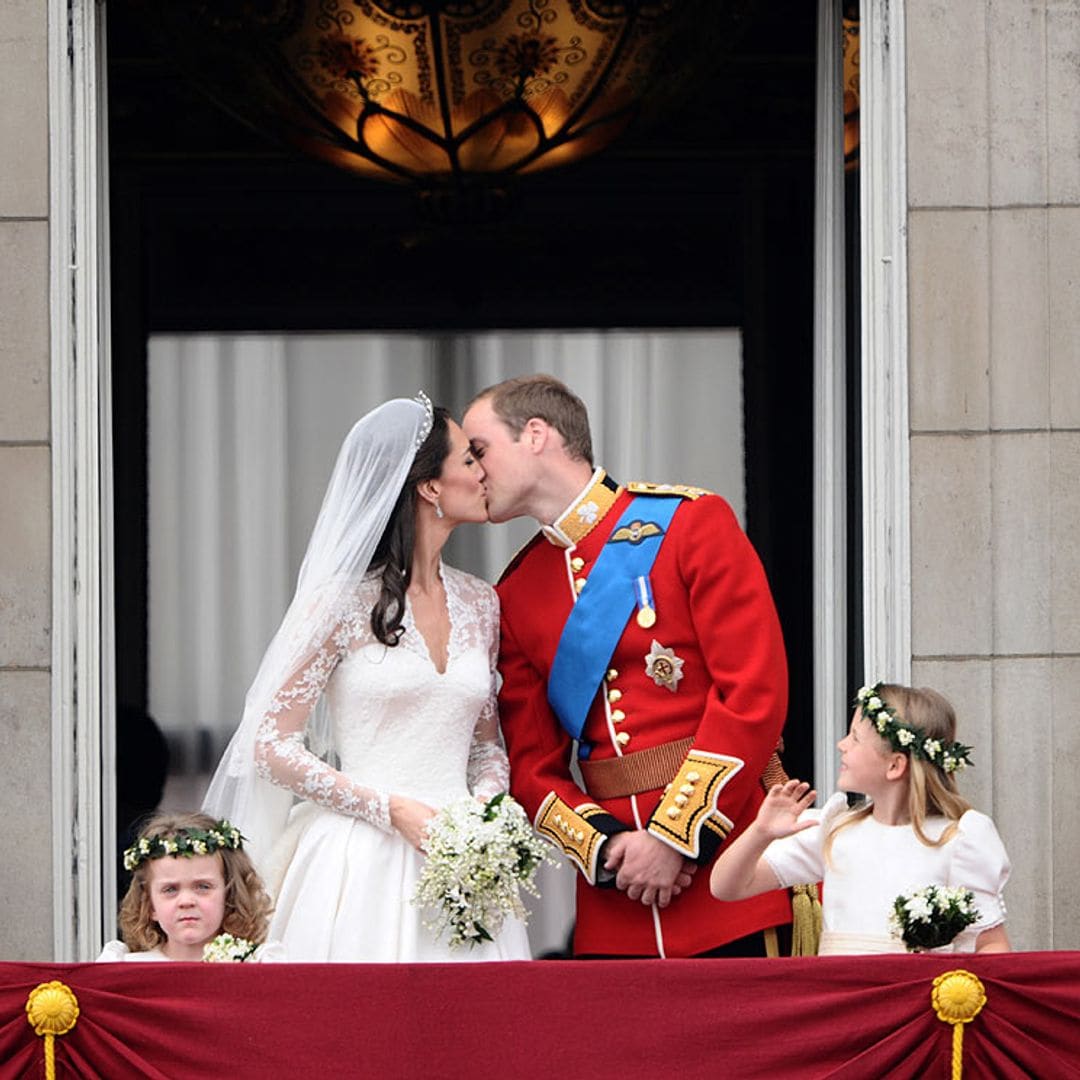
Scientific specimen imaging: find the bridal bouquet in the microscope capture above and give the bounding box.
[413,793,554,949]
[202,933,259,962]
[889,885,978,952]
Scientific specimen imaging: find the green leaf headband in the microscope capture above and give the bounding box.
[123,820,245,872]
[855,684,973,774]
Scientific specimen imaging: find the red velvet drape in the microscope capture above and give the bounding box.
[3,953,1079,1079]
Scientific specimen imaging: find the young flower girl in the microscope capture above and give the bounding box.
[98,812,285,962]
[710,683,1011,954]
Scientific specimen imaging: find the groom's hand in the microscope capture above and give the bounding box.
[604,831,698,908]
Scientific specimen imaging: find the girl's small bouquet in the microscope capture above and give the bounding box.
[889,885,977,952]
[202,933,259,962]
[413,793,556,949]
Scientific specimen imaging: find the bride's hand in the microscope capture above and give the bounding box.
[389,795,437,851]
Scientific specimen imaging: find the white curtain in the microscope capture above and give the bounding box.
[147,328,742,956]
[148,334,437,773]
[442,330,745,579]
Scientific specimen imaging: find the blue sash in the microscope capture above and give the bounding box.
[547,495,680,753]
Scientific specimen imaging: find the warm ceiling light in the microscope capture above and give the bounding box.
[154,1,677,196]
[842,3,859,172]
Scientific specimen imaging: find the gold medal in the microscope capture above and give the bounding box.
[634,575,657,630]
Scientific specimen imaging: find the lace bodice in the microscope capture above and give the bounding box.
[254,566,509,834]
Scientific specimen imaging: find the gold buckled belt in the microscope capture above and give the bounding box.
[580,741,788,801]
[579,737,694,800]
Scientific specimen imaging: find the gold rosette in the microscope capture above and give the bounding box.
[26,980,79,1080]
[930,969,986,1079]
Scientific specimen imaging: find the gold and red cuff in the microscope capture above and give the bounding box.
[646,750,743,859]
[535,793,627,884]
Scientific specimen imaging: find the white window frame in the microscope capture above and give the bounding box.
[813,0,849,794]
[50,0,911,956]
[859,0,912,685]
[813,0,912,792]
[51,0,115,959]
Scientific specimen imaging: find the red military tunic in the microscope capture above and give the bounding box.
[496,470,792,957]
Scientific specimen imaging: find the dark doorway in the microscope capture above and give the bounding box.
[107,1,819,840]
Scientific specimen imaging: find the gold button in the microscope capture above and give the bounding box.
[570,556,585,572]
[686,771,701,783]
[666,807,681,820]
[611,709,625,723]
[554,814,562,826]
[608,688,622,704]
[576,830,585,843]
[607,669,619,681]
[616,731,630,746]
[574,578,587,593]
[674,794,688,807]
[680,784,694,796]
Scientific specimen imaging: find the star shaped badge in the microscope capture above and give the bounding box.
[644,639,684,693]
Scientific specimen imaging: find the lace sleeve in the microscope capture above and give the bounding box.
[254,608,392,833]
[467,696,511,802]
[466,581,510,802]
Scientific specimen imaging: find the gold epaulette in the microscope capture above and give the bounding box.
[647,750,743,858]
[627,481,713,500]
[535,793,609,884]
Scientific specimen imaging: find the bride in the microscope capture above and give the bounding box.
[203,394,530,961]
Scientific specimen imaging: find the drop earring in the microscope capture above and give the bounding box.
[434,499,445,519]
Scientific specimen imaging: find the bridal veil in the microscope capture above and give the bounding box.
[202,394,434,864]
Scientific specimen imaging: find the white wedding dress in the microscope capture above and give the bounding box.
[255,565,531,962]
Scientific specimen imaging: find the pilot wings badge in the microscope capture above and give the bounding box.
[644,640,684,692]
[609,520,663,546]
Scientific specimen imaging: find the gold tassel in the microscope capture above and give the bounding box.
[790,883,822,956]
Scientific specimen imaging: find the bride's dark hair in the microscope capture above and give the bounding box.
[369,404,451,646]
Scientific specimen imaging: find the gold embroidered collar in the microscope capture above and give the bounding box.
[542,469,622,548]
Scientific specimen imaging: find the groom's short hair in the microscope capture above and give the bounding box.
[474,374,594,466]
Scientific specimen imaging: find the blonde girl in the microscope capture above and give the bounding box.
[710,683,1011,955]
[98,812,284,962]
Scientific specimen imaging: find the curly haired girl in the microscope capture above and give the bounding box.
[98,811,284,962]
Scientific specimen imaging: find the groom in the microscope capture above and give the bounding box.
[463,374,793,958]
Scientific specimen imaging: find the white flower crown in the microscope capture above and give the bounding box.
[123,819,245,872]
[856,683,972,773]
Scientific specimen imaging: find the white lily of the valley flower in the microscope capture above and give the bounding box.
[413,794,556,949]
[202,933,257,962]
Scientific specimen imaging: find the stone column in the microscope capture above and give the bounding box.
[0,1,53,959]
[907,0,1080,950]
